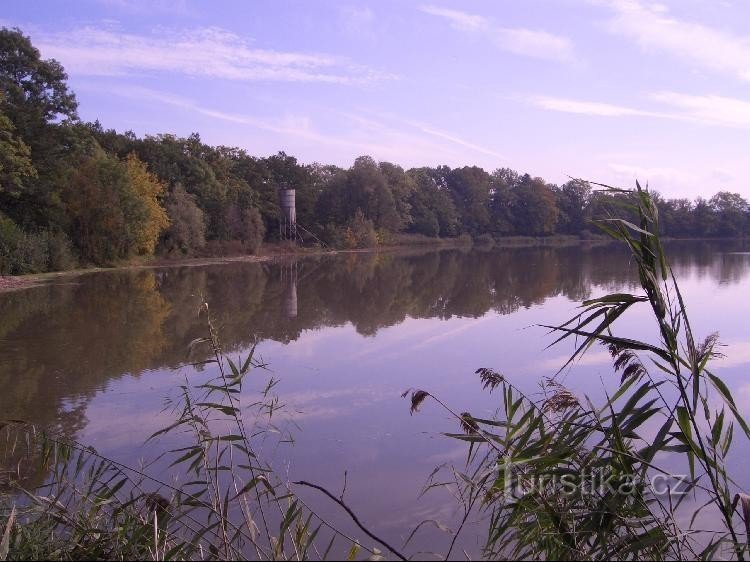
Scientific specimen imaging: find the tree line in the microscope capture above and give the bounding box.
[1,27,748,275]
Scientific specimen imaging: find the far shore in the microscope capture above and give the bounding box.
[1,234,738,294]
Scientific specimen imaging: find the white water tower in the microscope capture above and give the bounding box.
[279,188,297,241]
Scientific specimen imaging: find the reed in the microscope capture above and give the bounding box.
[407,182,750,560]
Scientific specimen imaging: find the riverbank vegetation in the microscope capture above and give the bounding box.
[2,27,750,276]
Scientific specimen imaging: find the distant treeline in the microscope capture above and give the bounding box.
[1,27,749,275]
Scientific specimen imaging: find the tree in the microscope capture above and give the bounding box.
[61,149,170,264]
[447,166,491,234]
[347,156,399,231]
[0,27,89,232]
[160,184,207,255]
[379,161,415,231]
[0,107,35,194]
[556,179,591,234]
[407,168,459,237]
[226,203,265,253]
[124,153,169,255]
[511,174,559,236]
[489,168,520,235]
[63,151,136,264]
[0,27,78,138]
[709,191,747,237]
[692,197,716,237]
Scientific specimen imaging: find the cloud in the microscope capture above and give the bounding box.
[494,28,575,63]
[713,340,750,369]
[535,349,613,373]
[91,84,505,166]
[649,91,750,128]
[531,95,656,117]
[419,5,488,32]
[607,163,694,189]
[405,120,505,159]
[90,84,361,144]
[34,25,394,84]
[529,92,750,128]
[420,5,575,63]
[602,0,750,81]
[336,110,505,164]
[94,0,193,16]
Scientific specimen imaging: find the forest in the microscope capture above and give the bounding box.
[2,26,749,275]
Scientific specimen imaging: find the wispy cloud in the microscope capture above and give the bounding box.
[602,0,750,81]
[494,28,575,63]
[531,95,657,117]
[649,91,750,128]
[91,84,505,166]
[94,0,193,16]
[405,120,505,159]
[420,5,575,63]
[89,84,357,144]
[607,163,694,189]
[338,110,505,163]
[35,25,394,84]
[529,92,750,128]
[419,5,488,32]
[535,350,612,373]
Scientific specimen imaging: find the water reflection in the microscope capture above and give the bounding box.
[1,240,749,490]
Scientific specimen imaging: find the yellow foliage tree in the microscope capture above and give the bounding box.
[124,153,169,255]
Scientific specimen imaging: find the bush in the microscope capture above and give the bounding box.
[349,209,377,248]
[321,211,378,249]
[45,231,77,271]
[0,216,76,274]
[411,212,440,237]
[473,232,495,247]
[14,232,49,274]
[241,206,265,254]
[0,215,22,274]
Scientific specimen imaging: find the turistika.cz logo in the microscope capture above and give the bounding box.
[496,455,691,498]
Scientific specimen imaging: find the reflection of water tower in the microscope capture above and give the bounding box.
[281,260,298,319]
[279,188,297,241]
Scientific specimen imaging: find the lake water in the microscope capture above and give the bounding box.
[2,241,750,558]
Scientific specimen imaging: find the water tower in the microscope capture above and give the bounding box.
[279,187,297,241]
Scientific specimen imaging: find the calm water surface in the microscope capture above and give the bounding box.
[2,241,750,557]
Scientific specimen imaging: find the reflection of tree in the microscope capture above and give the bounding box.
[0,270,170,488]
[0,270,171,425]
[1,241,748,480]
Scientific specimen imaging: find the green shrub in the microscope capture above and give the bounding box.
[0,215,22,274]
[14,231,49,273]
[45,230,77,271]
[0,216,77,274]
[473,232,495,247]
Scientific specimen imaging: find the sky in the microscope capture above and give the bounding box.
[3,0,750,199]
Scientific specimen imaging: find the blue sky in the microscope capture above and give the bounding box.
[4,0,750,199]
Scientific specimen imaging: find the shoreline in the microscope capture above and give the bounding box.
[0,235,740,295]
[0,240,471,294]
